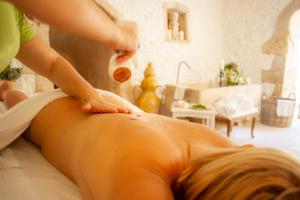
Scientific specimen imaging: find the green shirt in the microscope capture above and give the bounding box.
[0,0,36,72]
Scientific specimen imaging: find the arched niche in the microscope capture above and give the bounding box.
[163,2,190,43]
[261,0,300,97]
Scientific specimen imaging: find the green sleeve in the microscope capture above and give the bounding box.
[16,10,36,44]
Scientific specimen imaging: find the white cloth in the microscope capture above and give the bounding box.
[174,85,186,100]
[214,94,257,119]
[172,100,190,109]
[0,138,82,200]
[0,89,142,151]
[276,99,295,117]
[15,74,37,96]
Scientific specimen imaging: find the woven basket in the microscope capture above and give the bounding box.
[261,94,296,128]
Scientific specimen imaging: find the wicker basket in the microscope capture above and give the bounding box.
[261,95,296,128]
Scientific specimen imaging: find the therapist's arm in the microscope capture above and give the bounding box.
[9,0,138,62]
[16,36,130,114]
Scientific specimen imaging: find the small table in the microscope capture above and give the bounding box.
[171,107,217,128]
[216,112,257,138]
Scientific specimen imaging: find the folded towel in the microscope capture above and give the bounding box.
[0,89,142,151]
[174,85,186,100]
[214,94,257,119]
[276,99,294,117]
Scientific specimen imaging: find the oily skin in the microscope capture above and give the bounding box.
[26,96,236,200]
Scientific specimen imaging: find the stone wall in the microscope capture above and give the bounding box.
[223,0,292,87]
[30,0,300,99]
[223,0,300,98]
[107,0,225,86]
[111,0,297,97]
[262,0,300,97]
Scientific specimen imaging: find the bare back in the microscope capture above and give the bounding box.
[27,97,235,200]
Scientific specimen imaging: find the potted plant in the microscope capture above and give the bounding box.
[218,62,247,86]
[224,62,241,86]
[0,64,23,81]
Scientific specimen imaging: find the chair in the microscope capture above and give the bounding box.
[216,112,257,138]
[214,94,258,138]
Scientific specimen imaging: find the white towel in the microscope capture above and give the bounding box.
[214,94,257,119]
[0,89,143,151]
[174,85,186,100]
[276,99,294,117]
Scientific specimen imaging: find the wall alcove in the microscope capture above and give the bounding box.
[163,2,190,43]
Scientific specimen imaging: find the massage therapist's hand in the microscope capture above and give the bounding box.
[112,22,139,63]
[83,93,132,114]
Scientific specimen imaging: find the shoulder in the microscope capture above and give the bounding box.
[102,158,177,200]
[170,119,237,159]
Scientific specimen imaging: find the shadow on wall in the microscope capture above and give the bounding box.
[49,27,112,91]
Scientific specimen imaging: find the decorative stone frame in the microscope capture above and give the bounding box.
[261,0,300,97]
[163,2,190,43]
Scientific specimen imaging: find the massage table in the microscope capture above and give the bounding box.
[0,137,82,200]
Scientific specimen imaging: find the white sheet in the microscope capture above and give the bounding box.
[0,137,81,200]
[0,89,142,151]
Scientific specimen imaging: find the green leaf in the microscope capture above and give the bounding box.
[0,65,22,81]
[192,104,207,110]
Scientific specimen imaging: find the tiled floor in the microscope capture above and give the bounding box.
[215,118,300,158]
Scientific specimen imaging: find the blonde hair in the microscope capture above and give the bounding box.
[175,148,300,200]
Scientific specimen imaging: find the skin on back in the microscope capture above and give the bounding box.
[27,97,236,200]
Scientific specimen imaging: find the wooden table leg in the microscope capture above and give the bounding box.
[210,116,215,129]
[251,117,256,138]
[226,120,230,137]
[227,120,233,137]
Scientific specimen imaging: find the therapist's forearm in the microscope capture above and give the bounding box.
[9,0,121,48]
[48,56,97,102]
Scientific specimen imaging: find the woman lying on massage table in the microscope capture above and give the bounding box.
[1,81,300,200]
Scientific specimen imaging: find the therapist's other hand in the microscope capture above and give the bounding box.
[83,94,131,114]
[113,22,139,63]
